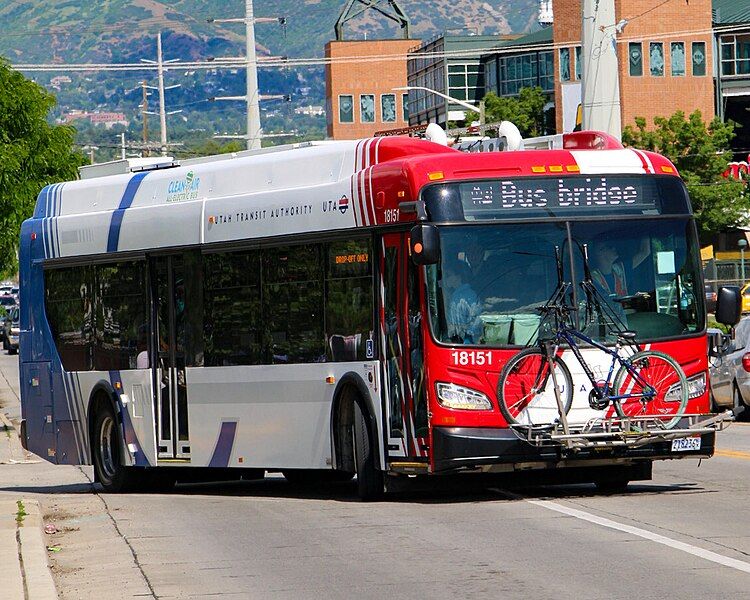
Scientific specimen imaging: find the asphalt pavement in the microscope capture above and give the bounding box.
[0,351,749,599]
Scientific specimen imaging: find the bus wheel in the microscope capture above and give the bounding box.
[92,402,136,493]
[353,400,384,501]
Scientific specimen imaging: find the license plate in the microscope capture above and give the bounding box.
[671,436,701,452]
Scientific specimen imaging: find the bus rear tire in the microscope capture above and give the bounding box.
[92,402,137,493]
[353,400,384,501]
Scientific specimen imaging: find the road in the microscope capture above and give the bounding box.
[0,351,749,599]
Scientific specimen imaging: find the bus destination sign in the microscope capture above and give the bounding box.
[460,176,658,216]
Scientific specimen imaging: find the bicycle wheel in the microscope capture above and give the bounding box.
[497,348,574,426]
[611,350,688,429]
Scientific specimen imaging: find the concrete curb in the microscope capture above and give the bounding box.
[0,408,33,465]
[0,499,58,600]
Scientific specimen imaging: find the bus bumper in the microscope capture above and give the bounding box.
[431,426,715,474]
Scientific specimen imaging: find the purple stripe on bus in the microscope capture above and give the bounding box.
[208,421,237,468]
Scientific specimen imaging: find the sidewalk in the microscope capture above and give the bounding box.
[0,412,58,599]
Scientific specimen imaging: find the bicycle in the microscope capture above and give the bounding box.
[496,282,690,431]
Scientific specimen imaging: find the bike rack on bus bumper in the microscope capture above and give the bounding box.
[509,409,740,450]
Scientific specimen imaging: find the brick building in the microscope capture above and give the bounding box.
[325,40,415,139]
[553,0,714,133]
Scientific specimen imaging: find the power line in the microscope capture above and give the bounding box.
[11,22,729,75]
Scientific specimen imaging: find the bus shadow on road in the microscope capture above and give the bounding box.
[143,474,714,504]
[0,472,715,503]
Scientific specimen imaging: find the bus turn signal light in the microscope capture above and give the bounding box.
[325,376,336,385]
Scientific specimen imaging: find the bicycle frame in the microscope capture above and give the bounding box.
[545,325,655,405]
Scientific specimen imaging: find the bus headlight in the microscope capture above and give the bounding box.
[665,372,706,402]
[436,382,492,411]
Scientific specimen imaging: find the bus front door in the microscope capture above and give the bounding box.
[152,255,191,460]
[382,234,428,462]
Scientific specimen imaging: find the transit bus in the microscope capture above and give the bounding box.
[18,130,737,499]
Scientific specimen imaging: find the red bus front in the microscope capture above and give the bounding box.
[379,162,713,483]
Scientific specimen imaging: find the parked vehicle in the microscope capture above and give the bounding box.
[709,316,750,412]
[4,306,19,355]
[705,284,717,314]
[742,283,750,314]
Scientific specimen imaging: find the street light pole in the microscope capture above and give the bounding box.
[739,238,748,285]
[393,86,485,128]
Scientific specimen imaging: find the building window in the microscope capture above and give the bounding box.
[559,48,571,82]
[649,42,664,76]
[381,94,396,122]
[360,94,375,123]
[574,46,581,80]
[447,62,484,103]
[338,95,353,123]
[497,52,553,97]
[671,42,685,76]
[540,51,554,91]
[693,41,707,76]
[402,93,409,122]
[629,42,643,76]
[719,35,750,76]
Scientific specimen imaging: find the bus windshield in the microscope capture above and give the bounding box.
[426,218,704,346]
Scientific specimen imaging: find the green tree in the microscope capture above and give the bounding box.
[468,88,549,137]
[0,61,85,275]
[621,110,749,240]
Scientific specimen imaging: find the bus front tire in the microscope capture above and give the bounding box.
[92,402,137,493]
[353,400,384,501]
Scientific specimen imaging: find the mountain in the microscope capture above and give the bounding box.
[0,0,540,63]
[0,0,540,158]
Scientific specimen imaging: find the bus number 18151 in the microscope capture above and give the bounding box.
[451,350,493,367]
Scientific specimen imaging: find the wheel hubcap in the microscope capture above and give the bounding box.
[98,416,117,480]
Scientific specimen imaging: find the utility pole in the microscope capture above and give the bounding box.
[121,132,127,160]
[208,3,287,150]
[140,81,150,156]
[141,32,182,156]
[245,0,261,150]
[157,32,168,155]
[581,0,622,139]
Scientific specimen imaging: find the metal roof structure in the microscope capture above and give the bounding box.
[713,0,750,24]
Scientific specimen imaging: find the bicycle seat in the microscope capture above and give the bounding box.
[617,330,638,341]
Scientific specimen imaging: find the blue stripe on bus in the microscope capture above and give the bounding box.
[44,219,52,259]
[54,184,62,257]
[106,172,149,253]
[33,184,53,218]
[208,421,237,468]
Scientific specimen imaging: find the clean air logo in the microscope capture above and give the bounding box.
[167,171,201,203]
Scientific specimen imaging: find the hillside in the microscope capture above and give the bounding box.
[0,0,539,62]
[0,0,539,160]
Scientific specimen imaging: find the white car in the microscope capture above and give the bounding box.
[710,317,750,412]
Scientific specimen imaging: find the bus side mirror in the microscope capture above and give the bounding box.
[410,224,440,265]
[716,285,741,327]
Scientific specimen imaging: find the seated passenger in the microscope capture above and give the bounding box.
[443,261,483,344]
